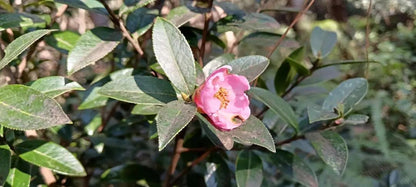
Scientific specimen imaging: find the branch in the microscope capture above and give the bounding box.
[170,147,218,186]
[164,128,187,187]
[98,0,144,56]
[199,0,214,66]
[266,0,315,58]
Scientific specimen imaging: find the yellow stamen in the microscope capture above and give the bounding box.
[214,87,230,109]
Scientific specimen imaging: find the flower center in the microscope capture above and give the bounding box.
[214,87,230,109]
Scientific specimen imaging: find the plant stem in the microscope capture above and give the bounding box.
[199,0,214,66]
[266,0,315,58]
[98,0,144,56]
[170,147,218,186]
[164,128,187,187]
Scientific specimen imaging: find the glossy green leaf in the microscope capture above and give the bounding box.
[322,78,368,115]
[275,47,307,94]
[0,85,72,130]
[236,150,263,187]
[166,6,198,27]
[231,116,276,152]
[307,105,339,123]
[15,140,86,176]
[197,113,234,150]
[205,154,231,187]
[0,144,11,186]
[29,76,85,98]
[227,55,269,82]
[0,13,45,31]
[203,54,235,77]
[0,29,54,70]
[152,17,196,96]
[344,114,369,125]
[247,87,299,133]
[5,158,31,187]
[55,0,107,14]
[270,150,318,187]
[78,69,133,110]
[101,163,160,185]
[156,100,197,151]
[310,27,337,58]
[84,114,101,136]
[67,27,122,75]
[126,8,158,37]
[44,31,80,54]
[306,131,348,175]
[131,104,164,115]
[99,76,177,105]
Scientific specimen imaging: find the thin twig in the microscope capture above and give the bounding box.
[364,0,372,78]
[199,0,214,66]
[170,147,218,186]
[266,0,315,58]
[98,0,144,56]
[98,102,120,133]
[164,129,187,187]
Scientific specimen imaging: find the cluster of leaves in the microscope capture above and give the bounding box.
[0,0,382,186]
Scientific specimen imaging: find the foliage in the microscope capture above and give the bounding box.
[0,0,414,186]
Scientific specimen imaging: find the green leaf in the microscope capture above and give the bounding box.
[0,13,45,31]
[198,114,275,152]
[166,6,198,27]
[131,104,163,115]
[275,47,307,94]
[0,29,54,70]
[310,27,337,58]
[100,163,160,185]
[0,85,72,130]
[156,100,197,151]
[228,55,269,82]
[55,0,107,15]
[305,131,348,175]
[307,105,339,123]
[197,113,234,150]
[67,27,122,75]
[344,114,369,125]
[152,17,196,96]
[15,140,86,176]
[205,154,231,187]
[84,114,101,136]
[29,76,85,98]
[99,76,177,105]
[247,87,299,133]
[322,78,368,115]
[126,8,158,37]
[0,1,14,12]
[0,144,11,186]
[5,158,31,187]
[44,31,80,54]
[236,150,263,187]
[203,53,235,77]
[215,13,280,33]
[270,150,318,187]
[231,116,276,152]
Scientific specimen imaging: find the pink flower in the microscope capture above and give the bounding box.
[194,66,250,130]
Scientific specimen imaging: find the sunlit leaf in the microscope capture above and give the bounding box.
[153,17,196,96]
[228,55,269,82]
[67,27,122,75]
[5,158,31,187]
[44,31,80,54]
[0,29,54,70]
[0,85,72,130]
[156,100,196,151]
[29,76,85,98]
[15,140,86,176]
